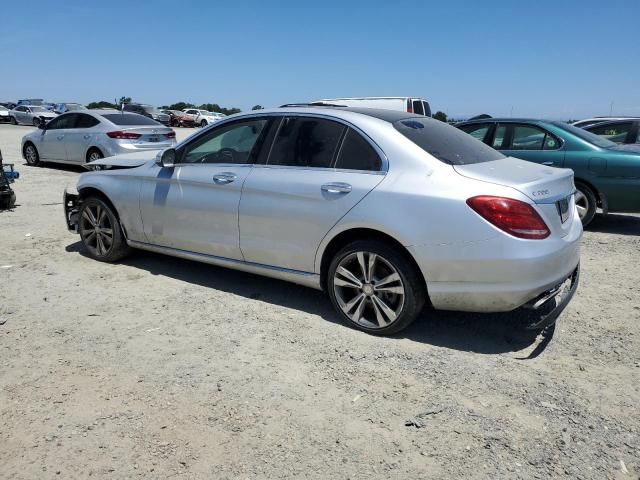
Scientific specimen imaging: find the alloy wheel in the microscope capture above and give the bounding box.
[80,204,114,257]
[575,190,589,220]
[25,145,37,165]
[333,251,405,329]
[88,151,102,162]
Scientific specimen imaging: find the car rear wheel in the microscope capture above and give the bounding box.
[327,240,426,335]
[200,120,207,127]
[24,143,40,166]
[86,148,103,162]
[78,197,131,262]
[575,182,597,227]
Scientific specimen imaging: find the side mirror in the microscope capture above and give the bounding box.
[158,148,176,168]
[38,122,46,130]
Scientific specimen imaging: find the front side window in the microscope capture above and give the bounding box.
[587,122,633,144]
[47,114,76,130]
[335,128,381,171]
[412,100,425,115]
[268,117,345,168]
[394,118,505,165]
[459,123,491,142]
[181,119,268,164]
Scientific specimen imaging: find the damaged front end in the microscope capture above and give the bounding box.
[63,189,80,232]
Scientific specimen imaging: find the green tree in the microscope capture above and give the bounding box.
[433,111,448,122]
[251,105,264,110]
[198,103,241,115]
[168,102,196,111]
[86,100,117,109]
[118,96,132,106]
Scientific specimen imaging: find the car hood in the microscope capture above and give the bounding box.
[453,157,575,203]
[84,150,159,170]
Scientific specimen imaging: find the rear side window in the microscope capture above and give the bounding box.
[458,123,491,142]
[394,118,505,165]
[268,117,345,168]
[75,114,100,128]
[102,113,161,126]
[335,129,381,171]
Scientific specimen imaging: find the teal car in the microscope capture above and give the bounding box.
[456,118,640,226]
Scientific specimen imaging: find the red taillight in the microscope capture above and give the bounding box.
[106,130,142,139]
[466,196,550,239]
[165,130,176,138]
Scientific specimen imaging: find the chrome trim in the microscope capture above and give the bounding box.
[173,111,390,173]
[126,240,322,290]
[533,189,576,205]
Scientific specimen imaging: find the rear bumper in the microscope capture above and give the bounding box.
[63,189,80,232]
[410,215,582,313]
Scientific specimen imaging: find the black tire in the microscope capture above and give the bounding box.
[200,120,207,127]
[32,117,40,127]
[86,148,104,162]
[575,182,597,227]
[327,240,426,335]
[78,197,131,262]
[23,143,40,166]
[10,116,17,125]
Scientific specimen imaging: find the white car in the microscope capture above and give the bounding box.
[9,105,57,127]
[0,105,11,123]
[182,109,226,127]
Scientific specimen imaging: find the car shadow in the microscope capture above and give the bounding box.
[587,213,640,236]
[65,241,554,357]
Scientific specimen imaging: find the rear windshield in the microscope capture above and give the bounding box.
[552,121,617,149]
[393,118,505,165]
[102,113,161,126]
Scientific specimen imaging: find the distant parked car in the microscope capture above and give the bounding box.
[182,108,226,127]
[9,105,57,126]
[161,109,196,127]
[583,119,640,145]
[571,117,634,129]
[456,118,640,226]
[122,103,171,126]
[0,102,17,110]
[63,106,580,335]
[54,103,88,114]
[315,97,432,116]
[21,110,176,166]
[0,105,11,123]
[16,98,45,107]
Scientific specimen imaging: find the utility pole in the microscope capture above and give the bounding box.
[609,101,614,116]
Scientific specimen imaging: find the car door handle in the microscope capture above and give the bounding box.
[57,135,64,140]
[321,182,352,194]
[542,161,554,166]
[83,135,91,139]
[212,172,237,184]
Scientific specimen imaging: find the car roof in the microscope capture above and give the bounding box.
[584,118,640,128]
[457,118,549,125]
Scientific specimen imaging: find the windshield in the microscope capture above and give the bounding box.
[553,122,617,148]
[0,106,8,111]
[66,104,84,111]
[140,104,162,114]
[103,113,162,126]
[30,106,48,112]
[393,118,505,165]
[200,110,212,115]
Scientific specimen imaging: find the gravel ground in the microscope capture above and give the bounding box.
[1,124,639,479]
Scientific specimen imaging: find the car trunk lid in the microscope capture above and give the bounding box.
[454,157,577,237]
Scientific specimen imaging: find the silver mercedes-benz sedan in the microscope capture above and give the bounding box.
[21,110,176,166]
[63,106,581,335]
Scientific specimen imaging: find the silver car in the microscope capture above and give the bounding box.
[10,105,57,127]
[63,106,581,335]
[21,110,176,166]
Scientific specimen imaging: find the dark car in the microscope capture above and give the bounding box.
[456,118,640,226]
[583,119,640,145]
[122,103,170,126]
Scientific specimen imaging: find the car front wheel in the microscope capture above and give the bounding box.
[24,143,40,166]
[78,197,131,262]
[327,240,426,335]
[200,120,207,127]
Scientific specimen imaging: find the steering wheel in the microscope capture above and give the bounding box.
[217,148,237,163]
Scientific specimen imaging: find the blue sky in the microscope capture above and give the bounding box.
[2,0,639,119]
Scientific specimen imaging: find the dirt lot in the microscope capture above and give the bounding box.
[1,123,639,479]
